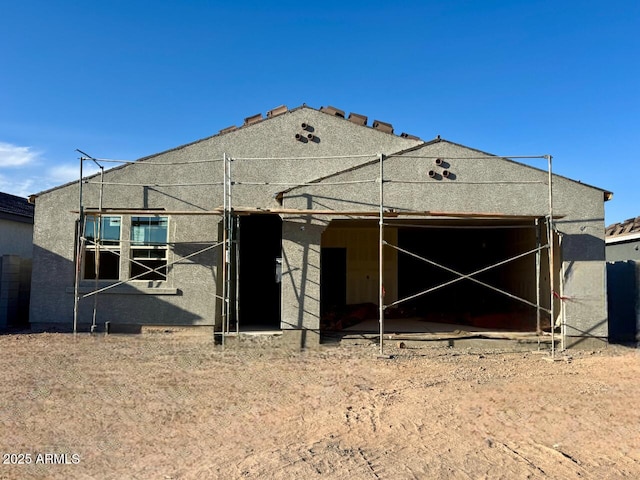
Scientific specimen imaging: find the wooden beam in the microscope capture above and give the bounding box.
[71,209,220,216]
[222,206,563,219]
[71,206,564,220]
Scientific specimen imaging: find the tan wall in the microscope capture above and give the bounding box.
[502,227,539,305]
[321,221,397,305]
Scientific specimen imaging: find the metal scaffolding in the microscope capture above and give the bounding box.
[214,151,560,355]
[72,149,561,356]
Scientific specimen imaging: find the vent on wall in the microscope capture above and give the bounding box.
[372,120,394,134]
[348,112,368,126]
[320,105,346,118]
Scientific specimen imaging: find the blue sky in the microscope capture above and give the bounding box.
[1,0,638,225]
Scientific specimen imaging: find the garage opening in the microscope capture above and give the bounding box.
[396,220,550,332]
[320,219,555,336]
[237,214,282,331]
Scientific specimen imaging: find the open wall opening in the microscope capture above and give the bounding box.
[320,220,397,332]
[237,214,282,331]
[320,248,347,319]
[396,220,547,332]
[320,218,554,336]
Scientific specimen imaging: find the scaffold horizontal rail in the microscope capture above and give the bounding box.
[384,241,552,313]
[81,241,223,298]
[72,207,565,219]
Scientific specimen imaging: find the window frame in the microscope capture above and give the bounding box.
[82,215,122,281]
[129,216,170,282]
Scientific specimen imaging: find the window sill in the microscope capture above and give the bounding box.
[67,284,179,295]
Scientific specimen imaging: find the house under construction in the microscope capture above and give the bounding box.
[28,105,611,350]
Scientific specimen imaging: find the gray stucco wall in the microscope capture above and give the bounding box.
[29,108,608,346]
[280,216,327,345]
[283,140,609,344]
[29,107,420,331]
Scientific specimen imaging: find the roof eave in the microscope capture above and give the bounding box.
[606,231,640,244]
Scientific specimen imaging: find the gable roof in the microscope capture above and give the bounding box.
[30,104,422,200]
[28,103,612,205]
[0,192,35,222]
[277,137,613,202]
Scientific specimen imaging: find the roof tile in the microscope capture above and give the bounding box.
[606,216,640,237]
[0,192,34,218]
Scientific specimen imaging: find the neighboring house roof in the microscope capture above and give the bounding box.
[0,192,35,223]
[606,216,640,244]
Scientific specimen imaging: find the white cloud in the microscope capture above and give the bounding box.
[0,142,39,167]
[0,163,101,198]
[48,165,82,183]
[48,163,100,183]
[0,173,35,198]
[0,147,104,197]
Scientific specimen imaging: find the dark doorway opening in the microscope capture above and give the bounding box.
[238,215,282,330]
[321,247,347,318]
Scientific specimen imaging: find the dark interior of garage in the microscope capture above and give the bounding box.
[320,219,552,335]
[396,221,545,331]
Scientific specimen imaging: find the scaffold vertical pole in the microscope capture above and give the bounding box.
[535,217,542,348]
[235,215,240,335]
[226,155,233,335]
[221,153,228,346]
[91,166,105,333]
[73,156,84,337]
[559,233,566,351]
[547,154,555,358]
[378,153,385,356]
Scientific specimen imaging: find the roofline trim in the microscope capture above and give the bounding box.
[606,231,640,244]
[0,211,34,224]
[279,137,613,199]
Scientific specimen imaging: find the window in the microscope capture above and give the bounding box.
[130,217,169,281]
[83,216,121,280]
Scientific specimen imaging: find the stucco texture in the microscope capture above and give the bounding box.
[29,107,608,345]
[29,107,419,332]
[284,140,608,341]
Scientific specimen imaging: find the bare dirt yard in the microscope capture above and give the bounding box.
[0,332,638,479]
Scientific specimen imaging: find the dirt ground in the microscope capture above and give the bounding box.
[0,332,638,480]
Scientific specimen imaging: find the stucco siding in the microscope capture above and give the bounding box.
[28,108,608,345]
[284,141,608,341]
[30,107,419,329]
